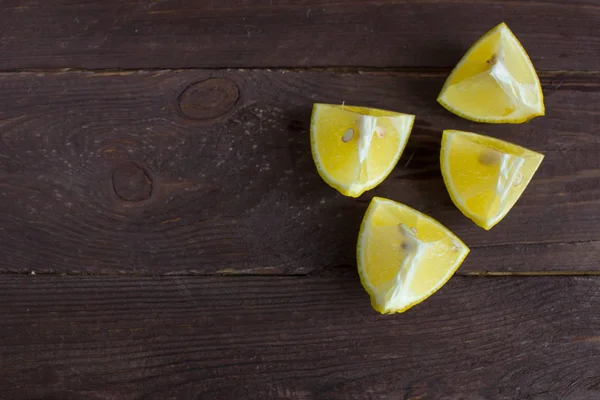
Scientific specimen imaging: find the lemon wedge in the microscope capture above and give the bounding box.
[357,197,469,314]
[310,104,415,197]
[441,130,544,230]
[438,22,544,123]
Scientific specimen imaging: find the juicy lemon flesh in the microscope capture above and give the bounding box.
[441,130,544,230]
[438,22,544,123]
[357,197,470,314]
[311,104,415,197]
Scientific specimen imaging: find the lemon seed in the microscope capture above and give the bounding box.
[479,150,501,166]
[342,128,354,143]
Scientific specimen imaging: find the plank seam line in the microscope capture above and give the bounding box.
[137,0,600,12]
[3,0,600,15]
[1,67,600,75]
[0,67,451,75]
[1,270,600,278]
[0,270,309,278]
[470,238,600,249]
[461,271,600,277]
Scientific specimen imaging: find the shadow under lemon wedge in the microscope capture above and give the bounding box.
[438,22,544,123]
[441,130,544,230]
[357,197,470,314]
[310,104,415,197]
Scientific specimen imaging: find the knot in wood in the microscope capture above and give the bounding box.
[112,162,152,202]
[178,78,239,120]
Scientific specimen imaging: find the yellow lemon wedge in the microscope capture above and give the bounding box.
[438,22,544,123]
[441,130,544,230]
[357,197,470,314]
[310,104,415,197]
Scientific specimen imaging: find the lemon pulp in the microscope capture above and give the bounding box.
[310,104,415,197]
[441,130,544,230]
[357,197,470,314]
[438,22,544,123]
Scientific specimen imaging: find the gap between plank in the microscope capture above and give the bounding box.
[463,271,600,276]
[0,66,450,75]
[1,67,600,75]
[2,269,600,278]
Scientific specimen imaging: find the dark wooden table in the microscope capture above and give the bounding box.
[1,1,600,399]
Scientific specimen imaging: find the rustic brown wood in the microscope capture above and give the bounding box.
[1,0,599,70]
[178,78,240,121]
[1,274,600,399]
[2,3,598,399]
[464,241,600,274]
[112,162,153,202]
[1,69,598,274]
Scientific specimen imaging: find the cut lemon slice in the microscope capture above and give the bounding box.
[441,130,544,230]
[310,104,415,197]
[357,197,469,314]
[438,22,544,123]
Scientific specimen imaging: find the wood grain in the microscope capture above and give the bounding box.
[0,0,599,70]
[1,273,600,399]
[1,69,598,274]
[2,4,597,400]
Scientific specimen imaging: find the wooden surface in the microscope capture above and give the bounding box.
[1,0,599,70]
[1,70,599,275]
[1,0,600,398]
[3,273,600,400]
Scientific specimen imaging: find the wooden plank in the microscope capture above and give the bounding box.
[1,70,599,274]
[465,241,600,274]
[1,0,599,70]
[1,274,600,399]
